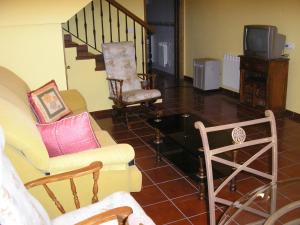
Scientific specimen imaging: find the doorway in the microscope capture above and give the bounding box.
[145,0,180,79]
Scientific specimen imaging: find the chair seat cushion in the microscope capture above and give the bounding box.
[0,141,51,225]
[51,192,155,225]
[122,89,161,103]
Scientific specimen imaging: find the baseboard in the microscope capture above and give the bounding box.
[285,110,300,122]
[220,88,240,99]
[183,75,193,82]
[91,102,163,119]
[91,109,113,119]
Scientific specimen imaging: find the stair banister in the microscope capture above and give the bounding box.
[63,0,154,73]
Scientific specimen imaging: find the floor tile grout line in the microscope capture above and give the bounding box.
[95,81,300,225]
[141,199,170,208]
[164,218,193,225]
[141,168,194,224]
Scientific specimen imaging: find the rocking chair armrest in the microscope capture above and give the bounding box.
[106,78,124,100]
[25,161,102,189]
[138,73,157,89]
[137,73,156,80]
[106,78,124,83]
[75,206,133,225]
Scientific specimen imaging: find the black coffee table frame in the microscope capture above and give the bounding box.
[147,113,233,199]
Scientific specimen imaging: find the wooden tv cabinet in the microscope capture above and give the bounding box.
[239,55,289,113]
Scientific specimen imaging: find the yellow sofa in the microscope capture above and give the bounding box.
[0,66,142,218]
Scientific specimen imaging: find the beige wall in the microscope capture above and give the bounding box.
[184,0,300,113]
[65,47,113,112]
[0,24,67,90]
[0,0,91,26]
[0,0,94,90]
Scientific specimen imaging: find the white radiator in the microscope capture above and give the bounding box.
[158,42,169,67]
[222,54,240,92]
[193,58,221,90]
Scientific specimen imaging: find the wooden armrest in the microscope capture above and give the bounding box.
[106,78,124,101]
[106,78,124,83]
[138,73,157,89]
[138,73,156,80]
[75,206,133,225]
[25,161,102,189]
[25,162,103,214]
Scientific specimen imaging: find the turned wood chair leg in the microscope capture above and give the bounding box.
[198,155,206,200]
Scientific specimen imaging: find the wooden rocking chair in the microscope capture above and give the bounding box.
[102,42,161,127]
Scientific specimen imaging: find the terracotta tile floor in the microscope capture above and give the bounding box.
[94,76,300,225]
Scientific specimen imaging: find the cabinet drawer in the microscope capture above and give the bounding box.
[240,59,268,73]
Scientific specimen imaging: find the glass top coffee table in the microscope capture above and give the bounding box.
[147,113,232,198]
[219,178,300,225]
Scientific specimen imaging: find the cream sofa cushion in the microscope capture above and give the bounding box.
[60,90,87,114]
[0,67,36,120]
[0,98,49,172]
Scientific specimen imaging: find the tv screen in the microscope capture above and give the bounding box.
[246,28,269,54]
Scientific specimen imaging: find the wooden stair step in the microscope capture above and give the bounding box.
[76,52,96,60]
[95,62,106,71]
[77,45,88,53]
[64,33,106,71]
[64,41,78,48]
[64,34,72,42]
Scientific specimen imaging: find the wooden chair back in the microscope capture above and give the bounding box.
[194,110,278,225]
[25,161,102,214]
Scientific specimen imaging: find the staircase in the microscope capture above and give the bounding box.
[64,34,105,71]
[63,0,154,74]
[62,0,153,112]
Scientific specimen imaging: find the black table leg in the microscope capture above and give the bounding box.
[154,127,163,162]
[198,155,206,199]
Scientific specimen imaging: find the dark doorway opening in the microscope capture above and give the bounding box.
[145,0,180,79]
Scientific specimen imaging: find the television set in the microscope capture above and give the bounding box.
[243,25,286,59]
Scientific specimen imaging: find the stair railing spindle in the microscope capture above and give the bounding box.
[108,2,113,42]
[125,15,128,41]
[99,0,105,44]
[67,21,70,32]
[133,21,137,61]
[141,27,145,74]
[83,8,88,43]
[91,1,97,49]
[117,9,120,42]
[75,14,79,37]
[147,32,153,73]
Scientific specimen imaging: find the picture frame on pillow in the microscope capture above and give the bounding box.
[28,80,71,123]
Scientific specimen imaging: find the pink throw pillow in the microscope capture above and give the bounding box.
[37,112,100,157]
[28,80,71,123]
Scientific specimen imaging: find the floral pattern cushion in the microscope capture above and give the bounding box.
[52,191,155,225]
[102,42,142,95]
[28,80,71,123]
[0,128,51,225]
[122,89,161,103]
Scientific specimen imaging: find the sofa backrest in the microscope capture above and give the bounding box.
[0,67,49,172]
[0,67,36,120]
